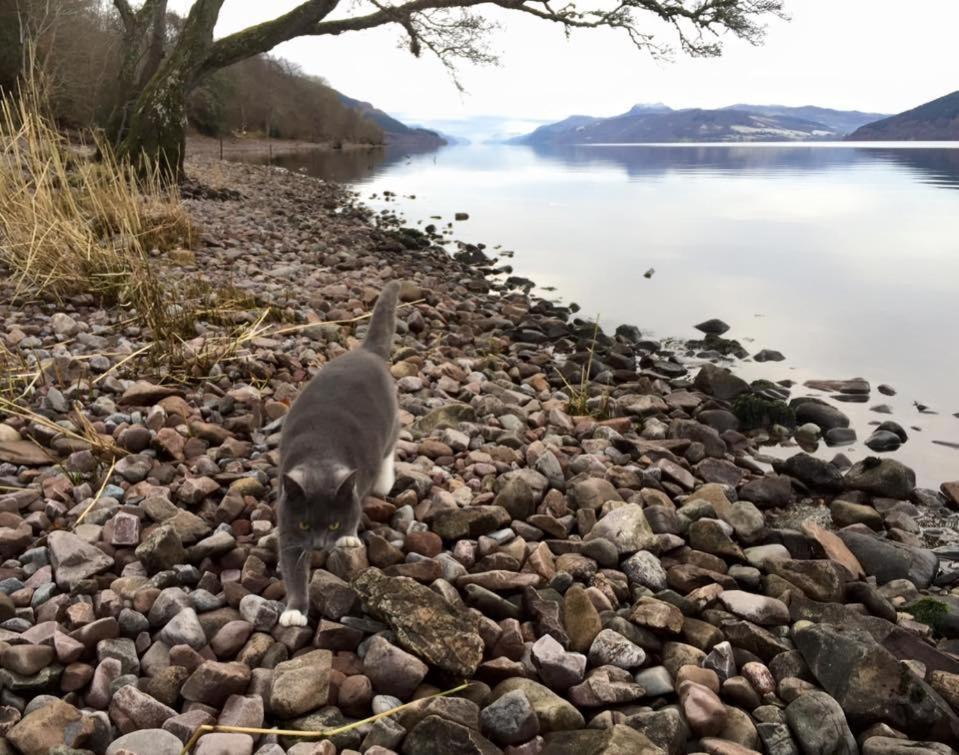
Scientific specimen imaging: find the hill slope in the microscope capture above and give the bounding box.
[512,105,844,145]
[723,104,888,134]
[848,91,959,141]
[338,94,446,148]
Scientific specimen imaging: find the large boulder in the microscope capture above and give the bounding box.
[793,400,850,431]
[785,690,857,755]
[774,453,843,493]
[693,364,750,401]
[844,458,916,499]
[352,568,483,677]
[838,526,938,587]
[794,623,959,741]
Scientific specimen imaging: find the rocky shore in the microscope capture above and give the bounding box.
[1,157,959,755]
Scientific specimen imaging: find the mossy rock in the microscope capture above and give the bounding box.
[733,393,796,431]
[909,598,949,633]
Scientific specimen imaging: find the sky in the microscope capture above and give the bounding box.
[173,0,959,129]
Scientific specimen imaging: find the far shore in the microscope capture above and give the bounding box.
[186,133,385,158]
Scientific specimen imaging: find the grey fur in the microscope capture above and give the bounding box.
[277,281,401,618]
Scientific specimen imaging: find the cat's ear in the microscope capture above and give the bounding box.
[283,467,308,500]
[334,469,358,501]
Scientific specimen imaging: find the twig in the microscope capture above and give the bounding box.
[90,343,153,385]
[179,680,471,754]
[72,458,116,528]
[268,299,424,337]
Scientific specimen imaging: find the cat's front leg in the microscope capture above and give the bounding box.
[334,533,363,549]
[278,542,310,627]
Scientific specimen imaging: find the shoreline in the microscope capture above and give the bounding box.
[186,134,386,158]
[1,155,959,752]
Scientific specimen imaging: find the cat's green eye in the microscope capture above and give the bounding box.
[298,521,310,531]
[329,521,341,531]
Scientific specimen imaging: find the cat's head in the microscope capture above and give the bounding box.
[280,465,360,548]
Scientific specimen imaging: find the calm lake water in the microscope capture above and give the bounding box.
[255,143,959,487]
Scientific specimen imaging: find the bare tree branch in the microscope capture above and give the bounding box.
[113,0,135,32]
[201,0,341,74]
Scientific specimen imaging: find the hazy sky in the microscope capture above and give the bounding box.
[176,0,958,123]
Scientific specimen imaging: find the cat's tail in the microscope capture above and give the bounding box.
[362,281,401,359]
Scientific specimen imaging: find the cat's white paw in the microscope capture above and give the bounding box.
[335,535,363,549]
[279,609,308,627]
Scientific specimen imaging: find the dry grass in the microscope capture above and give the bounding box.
[0,87,194,306]
[556,316,610,417]
[0,81,276,384]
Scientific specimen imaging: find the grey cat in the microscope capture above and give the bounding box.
[277,281,400,627]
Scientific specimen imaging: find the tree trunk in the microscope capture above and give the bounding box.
[106,0,168,146]
[118,0,224,181]
[118,62,191,178]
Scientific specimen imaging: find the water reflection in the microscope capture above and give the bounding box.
[257,144,439,183]
[235,141,959,484]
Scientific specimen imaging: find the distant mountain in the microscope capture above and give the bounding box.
[407,115,554,144]
[722,104,888,134]
[338,94,446,148]
[847,91,959,141]
[512,102,890,145]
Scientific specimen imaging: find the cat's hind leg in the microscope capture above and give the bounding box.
[372,448,395,498]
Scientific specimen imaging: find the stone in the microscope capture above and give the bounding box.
[490,678,585,733]
[568,666,645,706]
[352,568,483,677]
[862,737,954,755]
[694,365,749,401]
[1,645,54,676]
[531,633,586,690]
[432,506,511,539]
[630,597,684,634]
[47,531,114,589]
[774,453,843,493]
[194,733,255,755]
[794,623,959,740]
[830,499,883,530]
[135,525,187,573]
[158,606,207,649]
[794,401,850,431]
[801,521,865,579]
[219,694,264,729]
[563,584,602,653]
[402,715,500,755]
[768,559,846,603]
[0,440,54,466]
[106,729,184,755]
[838,528,938,587]
[678,680,727,737]
[181,661,252,708]
[480,689,540,745]
[541,724,666,754]
[784,690,857,755]
[586,504,655,554]
[844,458,916,499]
[719,591,789,626]
[109,685,177,733]
[622,551,668,592]
[7,700,84,755]
[270,649,332,718]
[363,636,427,699]
[118,381,183,406]
[567,478,622,510]
[588,629,647,669]
[689,519,745,561]
[695,319,730,336]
